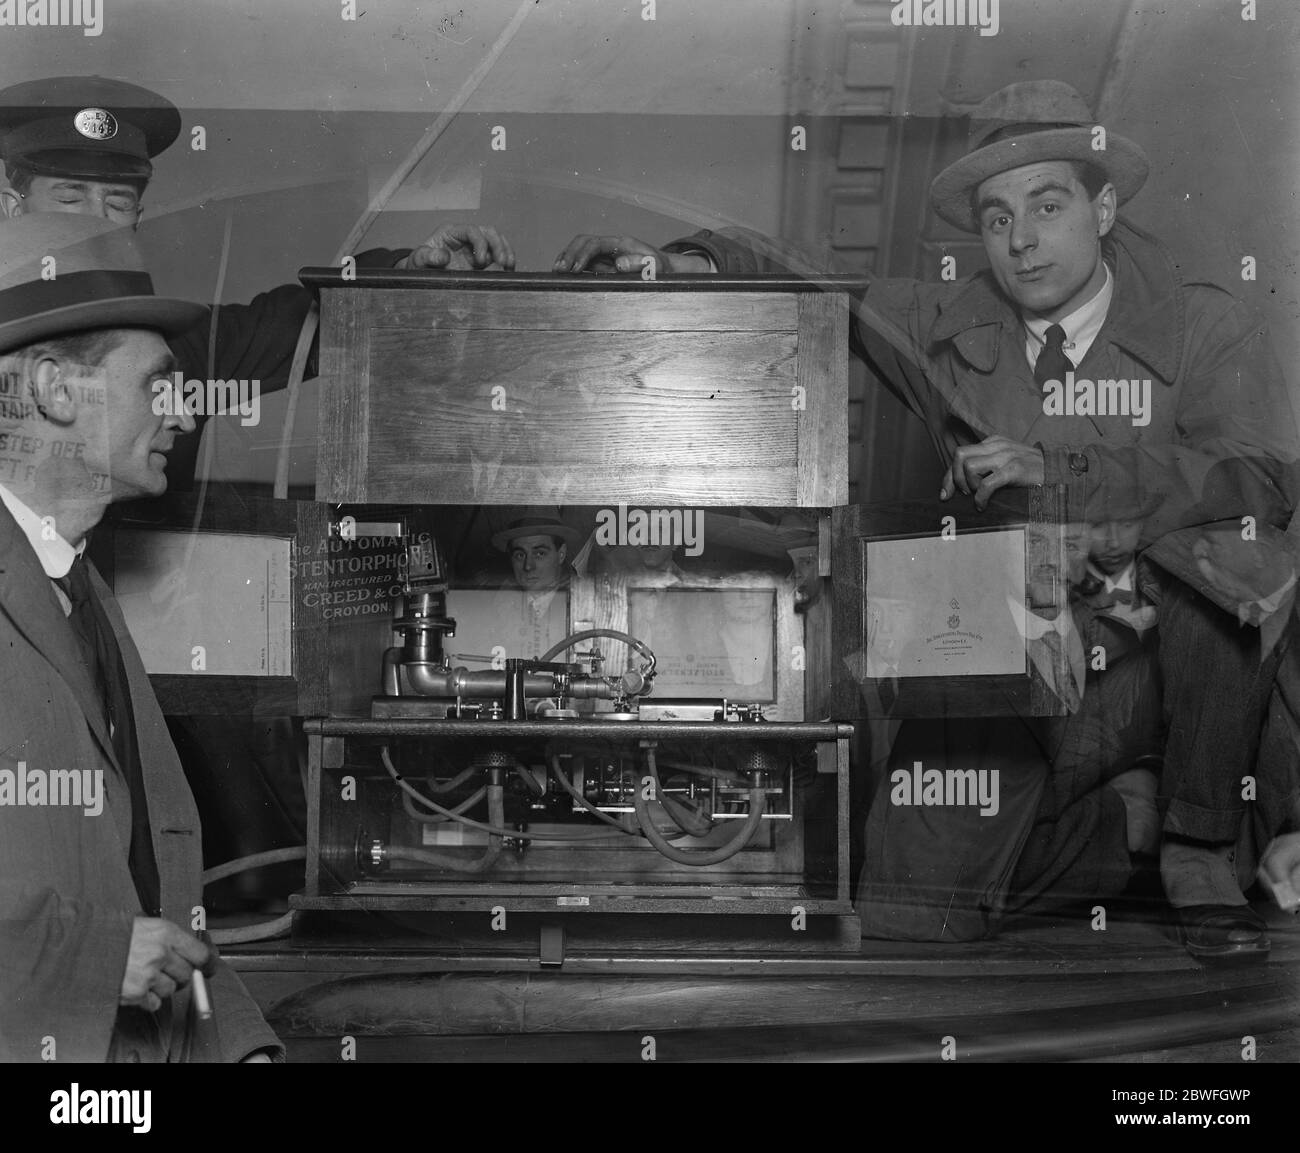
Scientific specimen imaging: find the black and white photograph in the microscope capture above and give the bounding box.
[0,0,1296,1128]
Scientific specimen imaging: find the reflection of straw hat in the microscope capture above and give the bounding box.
[930,80,1149,233]
[490,506,584,552]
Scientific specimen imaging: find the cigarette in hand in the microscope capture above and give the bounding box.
[191,969,213,1019]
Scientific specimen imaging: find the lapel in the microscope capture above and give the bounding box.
[0,502,123,778]
[923,219,1185,446]
[89,553,202,931]
[1093,220,1183,385]
[928,272,1046,444]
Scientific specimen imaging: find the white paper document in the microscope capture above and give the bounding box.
[864,529,1026,678]
[114,529,293,677]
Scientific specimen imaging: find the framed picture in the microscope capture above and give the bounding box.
[831,487,1078,718]
[568,567,805,721]
[95,489,332,715]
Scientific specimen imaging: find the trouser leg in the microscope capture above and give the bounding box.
[1158,578,1278,844]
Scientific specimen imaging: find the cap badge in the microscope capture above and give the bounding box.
[73,108,118,141]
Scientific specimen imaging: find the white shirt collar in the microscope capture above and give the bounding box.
[0,483,82,579]
[1024,262,1114,369]
[1006,594,1086,706]
[1240,571,1298,624]
[1087,559,1134,594]
[1006,593,1074,642]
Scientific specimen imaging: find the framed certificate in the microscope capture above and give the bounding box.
[831,488,1075,718]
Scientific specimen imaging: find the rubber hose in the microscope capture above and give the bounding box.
[202,846,307,887]
[209,911,295,946]
[382,747,630,841]
[202,848,306,947]
[633,750,764,866]
[428,765,479,794]
[514,763,546,797]
[386,784,504,874]
[547,754,640,835]
[647,772,714,836]
[540,628,656,674]
[402,786,487,823]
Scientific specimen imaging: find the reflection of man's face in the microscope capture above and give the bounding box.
[721,588,771,625]
[510,534,566,591]
[867,597,917,663]
[1192,529,1291,606]
[10,175,145,229]
[789,546,822,607]
[975,161,1112,323]
[1089,518,1142,575]
[72,329,190,502]
[1025,522,1090,606]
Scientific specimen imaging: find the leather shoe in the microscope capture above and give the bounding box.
[1174,903,1270,961]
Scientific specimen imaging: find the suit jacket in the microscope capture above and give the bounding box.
[0,503,282,1061]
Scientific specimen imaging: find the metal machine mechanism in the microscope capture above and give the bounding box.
[378,534,657,721]
[290,269,857,946]
[297,518,853,945]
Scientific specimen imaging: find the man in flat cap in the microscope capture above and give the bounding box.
[556,80,1300,959]
[0,75,516,490]
[0,213,283,1061]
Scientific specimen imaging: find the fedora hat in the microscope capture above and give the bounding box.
[490,506,585,553]
[930,80,1149,233]
[0,214,205,355]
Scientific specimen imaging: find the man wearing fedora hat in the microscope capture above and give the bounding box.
[0,75,519,924]
[0,75,517,491]
[555,80,1299,958]
[0,213,281,1060]
[490,508,585,593]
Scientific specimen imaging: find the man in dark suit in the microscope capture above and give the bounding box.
[0,76,520,900]
[0,212,281,1061]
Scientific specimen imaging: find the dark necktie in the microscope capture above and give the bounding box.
[876,666,901,714]
[56,557,162,917]
[1095,587,1135,608]
[1034,323,1073,387]
[1038,627,1081,712]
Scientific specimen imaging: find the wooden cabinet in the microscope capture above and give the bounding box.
[304,270,852,507]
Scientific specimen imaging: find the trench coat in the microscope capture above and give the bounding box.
[670,219,1298,937]
[669,219,1298,551]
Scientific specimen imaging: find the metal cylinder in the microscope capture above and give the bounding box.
[402,664,618,701]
